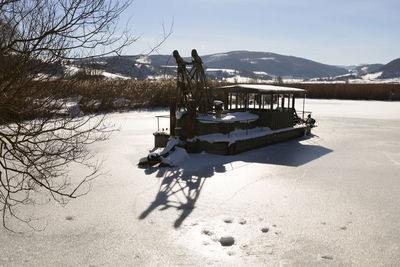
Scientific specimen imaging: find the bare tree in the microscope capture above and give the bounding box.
[0,0,136,230]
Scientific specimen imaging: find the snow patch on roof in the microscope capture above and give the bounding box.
[218,84,305,93]
[197,111,259,123]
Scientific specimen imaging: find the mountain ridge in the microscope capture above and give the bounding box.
[71,51,400,82]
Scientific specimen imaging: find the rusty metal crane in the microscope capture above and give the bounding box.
[172,49,211,114]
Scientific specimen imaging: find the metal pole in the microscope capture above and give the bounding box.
[302,94,306,121]
[170,97,176,136]
[271,94,273,110]
[262,94,264,109]
[235,92,238,110]
[187,100,196,139]
[292,94,295,109]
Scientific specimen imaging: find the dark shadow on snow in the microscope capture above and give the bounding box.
[138,164,219,228]
[138,135,332,228]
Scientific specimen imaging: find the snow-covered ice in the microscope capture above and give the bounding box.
[1,100,400,266]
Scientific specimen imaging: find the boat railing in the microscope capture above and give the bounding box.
[155,115,170,132]
[297,110,312,121]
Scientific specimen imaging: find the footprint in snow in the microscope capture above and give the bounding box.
[239,219,247,225]
[202,229,214,236]
[321,255,334,260]
[261,227,269,233]
[219,236,235,246]
[240,244,248,250]
[223,217,233,223]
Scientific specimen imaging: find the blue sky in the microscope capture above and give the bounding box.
[121,0,400,65]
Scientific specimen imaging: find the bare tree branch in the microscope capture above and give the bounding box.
[0,0,134,231]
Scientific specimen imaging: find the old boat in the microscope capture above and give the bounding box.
[140,50,314,166]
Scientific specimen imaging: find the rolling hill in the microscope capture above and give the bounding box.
[70,51,400,82]
[72,51,348,81]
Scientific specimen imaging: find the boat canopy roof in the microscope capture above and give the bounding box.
[214,84,306,95]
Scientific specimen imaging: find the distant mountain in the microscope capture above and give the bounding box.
[379,58,400,79]
[70,51,400,82]
[72,51,349,81]
[200,51,348,78]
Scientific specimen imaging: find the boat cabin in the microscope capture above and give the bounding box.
[213,84,307,130]
[154,83,310,155]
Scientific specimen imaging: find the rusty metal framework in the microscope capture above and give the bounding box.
[173,49,211,113]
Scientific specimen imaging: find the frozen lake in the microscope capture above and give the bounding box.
[1,99,400,266]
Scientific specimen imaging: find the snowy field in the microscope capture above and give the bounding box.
[1,99,400,266]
